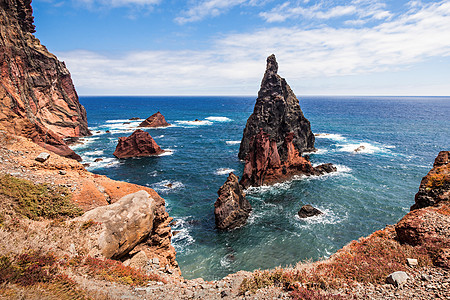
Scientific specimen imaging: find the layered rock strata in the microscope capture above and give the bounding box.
[411,151,449,210]
[214,173,252,230]
[0,0,90,160]
[113,129,164,158]
[239,129,336,188]
[139,111,170,128]
[238,54,315,160]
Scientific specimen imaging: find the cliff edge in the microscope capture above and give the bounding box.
[0,0,90,160]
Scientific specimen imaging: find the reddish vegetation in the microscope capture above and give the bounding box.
[240,130,336,188]
[0,0,90,161]
[139,112,170,128]
[113,129,164,158]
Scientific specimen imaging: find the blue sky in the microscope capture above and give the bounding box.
[33,0,450,96]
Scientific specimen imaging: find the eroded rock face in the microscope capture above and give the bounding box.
[214,173,251,230]
[113,129,164,158]
[238,54,315,161]
[411,151,449,210]
[0,0,90,160]
[239,129,336,188]
[139,112,170,128]
[75,190,156,259]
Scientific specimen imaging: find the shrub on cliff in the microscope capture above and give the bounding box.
[0,175,82,220]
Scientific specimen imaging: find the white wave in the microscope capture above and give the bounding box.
[84,157,122,170]
[215,168,235,175]
[150,180,184,193]
[245,181,292,194]
[105,119,140,123]
[226,140,241,145]
[336,142,387,154]
[148,170,158,177]
[84,150,104,156]
[175,120,212,126]
[315,133,346,141]
[294,208,345,228]
[158,149,174,156]
[205,116,232,122]
[304,148,327,155]
[155,135,165,139]
[171,217,195,252]
[68,137,99,150]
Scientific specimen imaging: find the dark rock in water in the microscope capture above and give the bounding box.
[94,158,103,162]
[139,112,170,128]
[194,119,200,122]
[411,151,449,210]
[106,130,110,133]
[214,173,251,230]
[314,163,337,175]
[113,129,164,158]
[238,54,315,161]
[122,122,131,125]
[298,205,323,218]
[129,117,140,120]
[0,0,90,161]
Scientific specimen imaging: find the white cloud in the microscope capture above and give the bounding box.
[175,0,249,24]
[61,1,450,95]
[75,0,160,8]
[259,0,392,24]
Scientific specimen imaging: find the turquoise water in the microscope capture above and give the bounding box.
[73,96,450,280]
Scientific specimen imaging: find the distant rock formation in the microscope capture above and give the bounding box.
[0,0,90,161]
[113,129,164,158]
[238,55,334,188]
[238,54,315,161]
[239,129,336,188]
[298,204,323,218]
[214,173,251,230]
[411,151,449,210]
[139,112,170,128]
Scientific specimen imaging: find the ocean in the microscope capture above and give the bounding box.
[72,96,450,281]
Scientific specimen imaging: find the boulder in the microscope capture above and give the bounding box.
[74,190,156,259]
[35,152,50,163]
[214,173,252,230]
[139,112,170,128]
[411,151,449,210]
[113,129,164,158]
[298,205,323,218]
[386,271,409,287]
[238,54,315,160]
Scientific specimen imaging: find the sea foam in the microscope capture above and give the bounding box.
[205,116,232,122]
[215,168,235,175]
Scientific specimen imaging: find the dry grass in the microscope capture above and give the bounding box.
[240,227,434,297]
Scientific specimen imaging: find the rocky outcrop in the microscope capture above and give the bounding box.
[113,129,164,158]
[75,190,156,259]
[395,151,450,269]
[0,0,90,161]
[214,173,251,230]
[238,54,315,161]
[139,112,170,128]
[298,205,323,218]
[411,151,449,210]
[239,130,336,188]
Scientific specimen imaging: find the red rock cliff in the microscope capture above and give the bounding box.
[0,0,90,160]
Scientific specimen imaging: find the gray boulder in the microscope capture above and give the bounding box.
[386,271,409,287]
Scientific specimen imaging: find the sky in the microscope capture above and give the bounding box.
[32,0,450,96]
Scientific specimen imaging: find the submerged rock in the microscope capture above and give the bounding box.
[214,173,251,230]
[113,129,164,158]
[238,54,315,161]
[139,112,170,128]
[411,150,449,210]
[298,205,323,218]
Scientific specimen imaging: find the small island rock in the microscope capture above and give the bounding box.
[139,112,170,128]
[113,129,164,158]
[214,173,252,230]
[298,205,323,218]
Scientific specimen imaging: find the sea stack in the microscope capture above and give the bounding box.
[238,54,315,160]
[214,173,252,230]
[0,0,90,161]
[113,129,164,158]
[239,55,335,188]
[139,112,171,128]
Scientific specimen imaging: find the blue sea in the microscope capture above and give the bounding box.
[73,96,449,281]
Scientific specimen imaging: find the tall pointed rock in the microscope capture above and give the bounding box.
[238,54,315,160]
[0,0,90,160]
